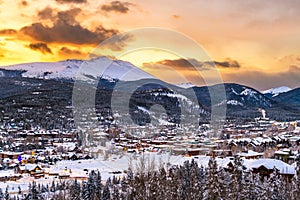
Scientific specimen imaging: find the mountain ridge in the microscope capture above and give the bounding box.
[0,58,299,121]
[0,57,155,81]
[263,86,291,98]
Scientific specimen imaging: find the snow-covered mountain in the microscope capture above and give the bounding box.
[191,83,275,117]
[225,84,274,109]
[0,58,299,119]
[272,88,300,110]
[176,82,195,88]
[0,57,155,81]
[193,83,273,109]
[263,86,291,98]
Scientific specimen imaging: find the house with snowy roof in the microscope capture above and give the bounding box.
[244,158,296,178]
[237,150,263,159]
[17,164,44,178]
[274,149,294,163]
[0,151,23,159]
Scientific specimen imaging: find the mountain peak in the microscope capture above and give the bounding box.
[263,86,291,98]
[0,57,155,81]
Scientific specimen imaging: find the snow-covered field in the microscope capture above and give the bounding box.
[0,152,179,194]
[0,151,296,195]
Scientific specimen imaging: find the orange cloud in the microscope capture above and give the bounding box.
[59,46,84,56]
[21,8,120,46]
[28,42,52,54]
[101,1,133,14]
[143,58,241,71]
[0,29,17,35]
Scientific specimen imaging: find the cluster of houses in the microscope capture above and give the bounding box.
[112,118,300,155]
[107,117,300,178]
[0,114,299,183]
[0,149,94,181]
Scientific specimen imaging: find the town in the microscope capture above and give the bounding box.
[0,105,299,197]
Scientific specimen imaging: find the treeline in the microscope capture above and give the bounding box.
[3,156,300,200]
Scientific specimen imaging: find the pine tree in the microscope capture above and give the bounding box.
[146,170,158,200]
[241,172,257,200]
[256,176,269,200]
[41,184,48,194]
[94,171,102,200]
[50,181,56,193]
[195,165,206,200]
[228,156,245,199]
[281,177,292,200]
[87,171,96,200]
[120,177,127,199]
[0,188,4,200]
[205,156,224,200]
[18,186,21,195]
[112,176,119,185]
[167,166,179,200]
[25,182,43,200]
[158,166,167,199]
[102,182,110,200]
[126,168,135,199]
[70,179,81,200]
[81,181,91,200]
[111,184,120,200]
[266,168,281,200]
[4,186,9,200]
[292,153,300,199]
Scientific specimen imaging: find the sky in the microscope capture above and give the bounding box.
[0,0,300,90]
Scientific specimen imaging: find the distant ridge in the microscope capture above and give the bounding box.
[0,58,299,120]
[263,86,291,98]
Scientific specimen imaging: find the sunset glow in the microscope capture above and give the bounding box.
[0,0,300,90]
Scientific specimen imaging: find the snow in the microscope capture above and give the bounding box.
[227,100,243,106]
[137,106,150,114]
[165,93,189,101]
[274,150,290,155]
[174,156,296,175]
[0,153,297,194]
[0,57,155,82]
[240,88,257,96]
[237,150,263,157]
[243,158,296,175]
[231,88,239,95]
[263,86,291,97]
[176,82,195,88]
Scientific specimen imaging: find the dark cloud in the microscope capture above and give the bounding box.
[38,7,81,24]
[21,8,126,48]
[156,58,199,69]
[59,46,83,56]
[28,43,52,54]
[22,22,117,45]
[38,7,55,20]
[214,59,240,68]
[55,0,87,4]
[100,33,134,51]
[0,29,17,35]
[101,1,133,13]
[149,58,241,70]
[57,8,81,25]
